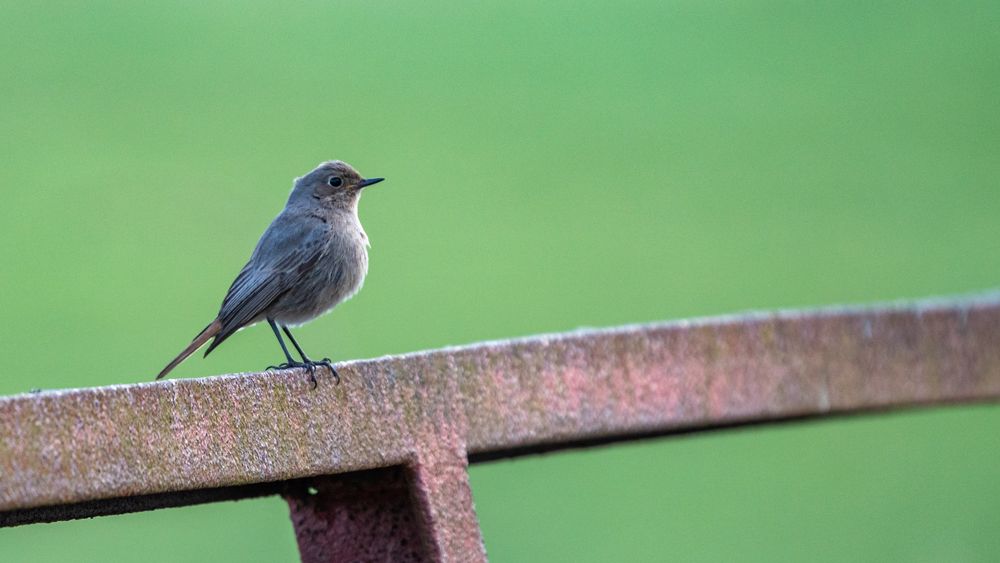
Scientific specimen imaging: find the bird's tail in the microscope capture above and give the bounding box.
[156,319,223,380]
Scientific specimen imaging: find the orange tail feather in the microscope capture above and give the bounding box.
[156,319,223,380]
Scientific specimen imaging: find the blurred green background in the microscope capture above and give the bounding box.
[1,0,998,561]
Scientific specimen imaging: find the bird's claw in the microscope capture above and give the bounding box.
[304,363,319,390]
[265,359,338,388]
[316,358,340,386]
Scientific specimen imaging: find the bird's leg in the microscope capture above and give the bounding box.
[282,325,340,385]
[281,325,310,362]
[265,319,320,388]
[267,318,298,365]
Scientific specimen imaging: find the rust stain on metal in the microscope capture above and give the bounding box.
[404,422,487,561]
[1,294,999,560]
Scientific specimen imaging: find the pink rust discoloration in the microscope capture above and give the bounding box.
[406,421,486,562]
[550,365,589,427]
[1,295,999,560]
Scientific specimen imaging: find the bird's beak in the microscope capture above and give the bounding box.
[358,177,385,188]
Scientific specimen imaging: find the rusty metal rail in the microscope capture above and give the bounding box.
[1,295,999,561]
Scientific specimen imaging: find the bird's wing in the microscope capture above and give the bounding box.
[205,213,328,355]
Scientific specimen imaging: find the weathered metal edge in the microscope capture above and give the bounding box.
[1,293,998,525]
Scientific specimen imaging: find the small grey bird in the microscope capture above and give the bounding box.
[156,160,384,384]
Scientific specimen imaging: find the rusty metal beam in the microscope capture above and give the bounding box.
[1,295,998,559]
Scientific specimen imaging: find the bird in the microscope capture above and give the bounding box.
[156,160,384,386]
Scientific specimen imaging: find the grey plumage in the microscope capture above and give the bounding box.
[157,160,383,380]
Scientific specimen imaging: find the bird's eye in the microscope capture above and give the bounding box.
[327,176,343,187]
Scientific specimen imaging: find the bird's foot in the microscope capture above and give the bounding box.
[266,359,339,389]
[315,358,340,386]
[266,360,316,388]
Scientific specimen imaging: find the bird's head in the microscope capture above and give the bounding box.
[290,160,384,210]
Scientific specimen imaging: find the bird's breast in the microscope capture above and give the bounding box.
[272,227,369,326]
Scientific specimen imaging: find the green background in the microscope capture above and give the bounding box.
[2,1,998,561]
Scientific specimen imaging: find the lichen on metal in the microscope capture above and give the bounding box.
[0,294,998,560]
